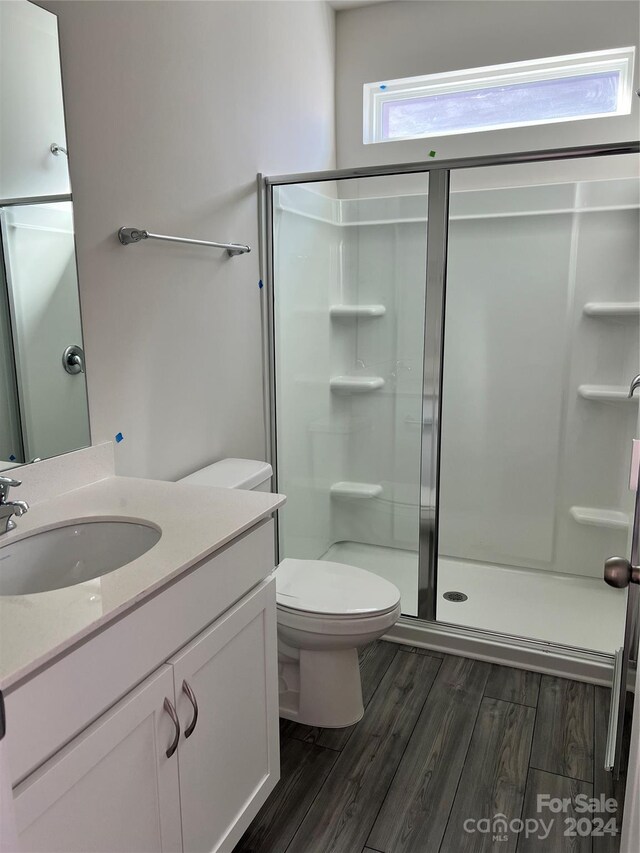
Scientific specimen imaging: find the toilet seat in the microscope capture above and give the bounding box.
[277,601,401,639]
[276,558,401,618]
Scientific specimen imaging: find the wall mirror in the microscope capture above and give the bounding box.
[0,0,89,470]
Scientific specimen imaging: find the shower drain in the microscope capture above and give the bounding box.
[443,591,468,603]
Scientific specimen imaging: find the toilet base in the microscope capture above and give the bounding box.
[278,645,364,728]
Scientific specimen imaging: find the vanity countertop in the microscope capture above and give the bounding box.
[0,475,285,691]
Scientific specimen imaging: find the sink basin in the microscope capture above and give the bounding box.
[0,520,161,596]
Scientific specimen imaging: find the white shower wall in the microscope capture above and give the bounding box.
[274,187,340,561]
[441,175,638,580]
[274,173,639,605]
[274,181,427,572]
[331,196,427,552]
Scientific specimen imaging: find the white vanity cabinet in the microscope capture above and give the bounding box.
[11,576,279,853]
[170,577,279,853]
[13,665,183,853]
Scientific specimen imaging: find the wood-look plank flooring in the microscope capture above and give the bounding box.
[484,662,541,707]
[286,651,442,853]
[236,738,337,853]
[517,769,593,853]
[368,656,490,853]
[530,675,594,782]
[439,697,536,853]
[233,643,630,853]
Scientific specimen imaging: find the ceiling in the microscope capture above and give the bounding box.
[328,1,394,10]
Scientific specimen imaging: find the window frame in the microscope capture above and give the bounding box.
[363,47,636,144]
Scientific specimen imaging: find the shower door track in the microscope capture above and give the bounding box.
[262,141,638,187]
[387,615,621,687]
[259,139,640,673]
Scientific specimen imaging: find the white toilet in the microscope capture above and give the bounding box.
[179,458,401,728]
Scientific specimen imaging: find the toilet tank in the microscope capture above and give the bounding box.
[178,458,273,492]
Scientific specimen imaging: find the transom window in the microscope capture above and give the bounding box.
[363,47,636,144]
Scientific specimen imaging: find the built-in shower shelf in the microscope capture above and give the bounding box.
[329,304,386,319]
[578,385,636,403]
[570,506,630,531]
[330,376,385,393]
[583,302,640,318]
[330,482,383,499]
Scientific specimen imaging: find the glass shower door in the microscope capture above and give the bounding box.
[436,156,640,654]
[271,173,429,616]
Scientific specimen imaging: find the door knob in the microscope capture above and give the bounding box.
[604,556,640,588]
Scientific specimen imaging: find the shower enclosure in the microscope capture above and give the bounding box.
[261,141,639,767]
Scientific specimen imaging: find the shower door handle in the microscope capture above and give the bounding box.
[604,557,640,588]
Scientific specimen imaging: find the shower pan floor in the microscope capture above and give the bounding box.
[320,541,627,654]
[438,556,627,654]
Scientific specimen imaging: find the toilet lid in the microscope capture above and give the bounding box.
[276,559,401,617]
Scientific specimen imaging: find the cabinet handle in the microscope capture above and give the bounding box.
[182,680,199,738]
[163,698,180,757]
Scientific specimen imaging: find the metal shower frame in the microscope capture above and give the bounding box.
[258,140,639,656]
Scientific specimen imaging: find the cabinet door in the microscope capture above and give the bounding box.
[13,665,182,853]
[170,577,279,853]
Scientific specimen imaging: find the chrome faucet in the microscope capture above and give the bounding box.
[0,476,29,534]
[629,374,640,398]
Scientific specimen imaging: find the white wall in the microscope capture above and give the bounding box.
[336,0,640,170]
[0,0,70,198]
[38,0,335,480]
